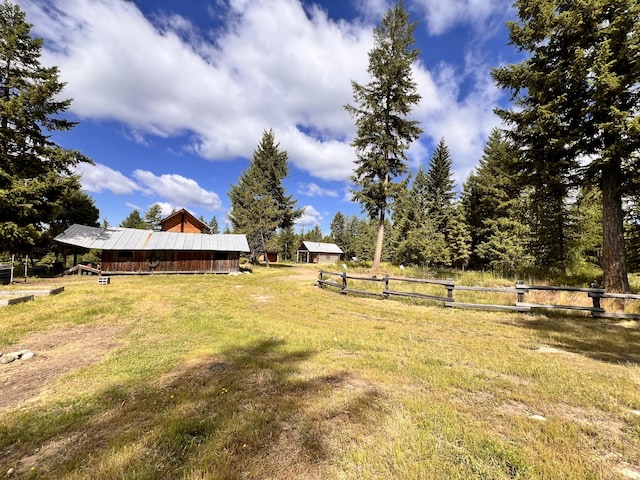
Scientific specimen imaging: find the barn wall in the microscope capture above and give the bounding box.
[101,250,240,273]
[162,215,203,233]
[309,253,340,264]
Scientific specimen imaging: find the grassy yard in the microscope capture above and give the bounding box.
[0,265,638,479]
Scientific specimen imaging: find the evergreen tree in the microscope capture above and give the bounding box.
[0,1,92,255]
[144,204,163,231]
[340,214,361,261]
[304,224,323,242]
[448,202,472,270]
[228,129,302,265]
[272,226,297,261]
[492,0,640,291]
[462,129,529,271]
[120,210,146,229]
[38,179,99,261]
[391,169,449,267]
[567,187,603,271]
[329,211,347,254]
[208,216,219,234]
[426,138,456,234]
[344,1,423,271]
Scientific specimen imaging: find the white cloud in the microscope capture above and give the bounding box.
[295,205,322,228]
[354,0,390,22]
[413,0,510,36]
[76,163,140,195]
[21,0,510,189]
[132,170,222,210]
[298,182,339,198]
[20,0,372,181]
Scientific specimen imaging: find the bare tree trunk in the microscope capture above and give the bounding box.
[601,160,630,293]
[372,211,385,272]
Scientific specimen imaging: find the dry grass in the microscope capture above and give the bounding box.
[0,265,638,479]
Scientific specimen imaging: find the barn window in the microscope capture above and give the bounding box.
[214,251,228,261]
[118,251,133,260]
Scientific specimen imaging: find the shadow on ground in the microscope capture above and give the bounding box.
[3,338,383,479]
[508,313,640,364]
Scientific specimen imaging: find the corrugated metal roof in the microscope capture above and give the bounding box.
[54,224,250,252]
[301,241,343,254]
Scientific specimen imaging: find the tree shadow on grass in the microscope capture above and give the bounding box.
[5,338,384,479]
[506,313,640,364]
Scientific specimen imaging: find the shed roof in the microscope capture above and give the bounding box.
[54,224,250,252]
[300,241,343,254]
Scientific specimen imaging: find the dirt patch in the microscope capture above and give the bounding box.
[0,325,125,411]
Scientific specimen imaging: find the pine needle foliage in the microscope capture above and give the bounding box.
[344,1,423,271]
[492,0,640,291]
[228,129,302,265]
[0,0,92,255]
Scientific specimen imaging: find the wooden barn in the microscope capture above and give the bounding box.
[55,224,250,274]
[160,208,208,233]
[296,241,343,264]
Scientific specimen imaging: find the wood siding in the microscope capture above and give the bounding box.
[310,253,340,264]
[162,213,204,233]
[101,250,240,273]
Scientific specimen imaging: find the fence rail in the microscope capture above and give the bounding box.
[317,270,640,320]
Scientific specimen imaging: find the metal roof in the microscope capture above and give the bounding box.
[54,224,250,252]
[300,241,343,254]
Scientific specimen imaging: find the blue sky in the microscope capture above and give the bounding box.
[17,0,520,234]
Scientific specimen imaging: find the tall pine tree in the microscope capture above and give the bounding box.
[492,0,640,291]
[391,167,449,266]
[0,1,92,255]
[344,1,423,271]
[426,138,456,235]
[228,129,302,265]
[462,129,531,273]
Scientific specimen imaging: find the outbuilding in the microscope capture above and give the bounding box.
[296,241,343,264]
[54,224,250,274]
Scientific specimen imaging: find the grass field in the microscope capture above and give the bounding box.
[0,265,639,479]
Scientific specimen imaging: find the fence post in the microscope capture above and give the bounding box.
[318,270,323,288]
[446,278,454,303]
[383,275,389,299]
[516,280,525,303]
[341,271,347,294]
[590,282,602,315]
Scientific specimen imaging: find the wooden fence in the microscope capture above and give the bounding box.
[317,270,640,320]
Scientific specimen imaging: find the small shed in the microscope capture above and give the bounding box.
[296,241,343,264]
[160,208,208,233]
[54,224,250,274]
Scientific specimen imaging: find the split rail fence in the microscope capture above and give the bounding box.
[317,270,640,320]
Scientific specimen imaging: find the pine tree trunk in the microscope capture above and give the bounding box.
[372,211,385,272]
[601,160,630,293]
[261,229,270,268]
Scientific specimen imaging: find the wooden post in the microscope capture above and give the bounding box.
[446,278,454,302]
[516,280,525,303]
[590,282,602,313]
[383,275,389,299]
[341,271,347,294]
[318,269,323,288]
